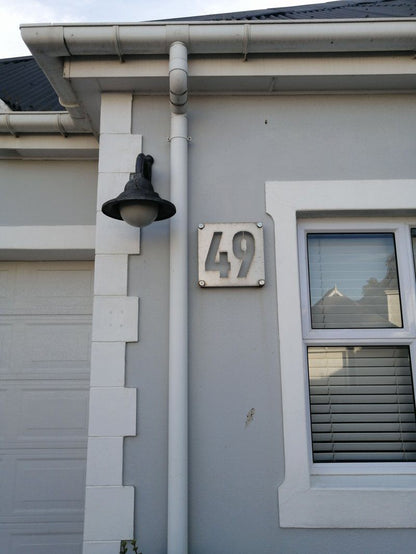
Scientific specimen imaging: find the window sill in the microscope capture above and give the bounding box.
[279,474,416,527]
[310,471,416,489]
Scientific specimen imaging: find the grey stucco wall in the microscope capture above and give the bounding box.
[0,159,98,226]
[126,93,416,554]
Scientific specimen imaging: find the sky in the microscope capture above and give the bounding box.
[0,0,331,59]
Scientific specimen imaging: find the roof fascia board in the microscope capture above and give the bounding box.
[65,53,416,79]
[64,53,416,100]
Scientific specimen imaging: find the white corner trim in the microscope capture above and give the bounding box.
[100,93,133,134]
[98,134,141,174]
[95,212,140,255]
[83,486,134,541]
[83,95,140,553]
[266,179,416,528]
[90,342,126,387]
[0,225,95,250]
[92,296,139,342]
[86,437,124,486]
[96,172,130,212]
[82,542,122,554]
[94,254,128,296]
[88,387,137,437]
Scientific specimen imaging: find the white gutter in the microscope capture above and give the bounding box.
[21,20,416,57]
[168,41,189,554]
[0,112,92,136]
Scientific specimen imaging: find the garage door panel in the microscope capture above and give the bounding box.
[0,269,9,295]
[0,387,12,441]
[17,387,89,441]
[0,266,15,301]
[0,322,13,370]
[1,384,89,445]
[16,264,93,314]
[0,456,10,513]
[9,530,83,554]
[0,318,91,376]
[0,261,93,553]
[14,457,86,512]
[21,319,91,371]
[20,265,93,297]
[0,262,93,315]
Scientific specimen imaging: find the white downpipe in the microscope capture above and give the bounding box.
[168,42,189,554]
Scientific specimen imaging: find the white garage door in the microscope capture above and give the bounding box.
[0,261,94,554]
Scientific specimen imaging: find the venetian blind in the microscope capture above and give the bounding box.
[308,345,416,462]
[307,233,402,329]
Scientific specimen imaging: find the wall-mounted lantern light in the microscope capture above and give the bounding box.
[101,153,176,227]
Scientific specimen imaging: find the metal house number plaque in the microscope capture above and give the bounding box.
[198,222,265,287]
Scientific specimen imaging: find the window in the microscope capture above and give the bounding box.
[266,180,416,528]
[303,230,416,464]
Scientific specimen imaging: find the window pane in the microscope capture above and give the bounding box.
[308,233,402,329]
[308,346,416,462]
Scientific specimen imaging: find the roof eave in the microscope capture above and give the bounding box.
[19,19,416,136]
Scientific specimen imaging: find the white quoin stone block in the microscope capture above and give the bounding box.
[88,387,137,437]
[92,296,139,342]
[83,542,121,554]
[100,93,133,134]
[95,212,140,256]
[94,254,128,296]
[98,134,142,174]
[96,172,130,212]
[86,437,123,486]
[83,486,134,541]
[90,342,126,387]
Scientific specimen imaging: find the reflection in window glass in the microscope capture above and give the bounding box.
[307,233,402,329]
[308,345,416,462]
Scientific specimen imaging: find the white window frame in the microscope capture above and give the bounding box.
[265,180,416,528]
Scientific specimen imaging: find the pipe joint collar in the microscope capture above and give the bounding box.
[169,42,188,113]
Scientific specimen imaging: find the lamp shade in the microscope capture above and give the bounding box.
[101,154,176,227]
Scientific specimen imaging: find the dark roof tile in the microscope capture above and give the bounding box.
[169,0,416,21]
[0,56,63,111]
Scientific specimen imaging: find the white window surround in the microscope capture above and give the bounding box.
[265,179,416,528]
